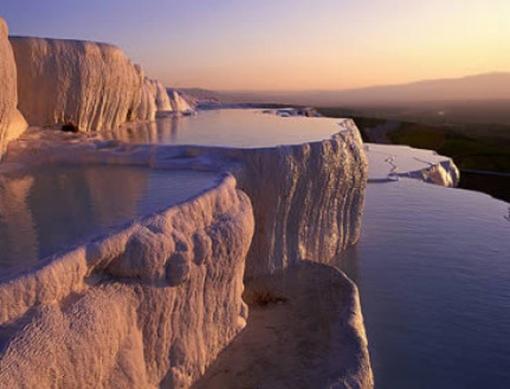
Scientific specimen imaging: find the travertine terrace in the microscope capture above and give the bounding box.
[0,114,373,387]
[0,175,254,387]
[0,17,373,389]
[365,143,460,187]
[10,36,151,131]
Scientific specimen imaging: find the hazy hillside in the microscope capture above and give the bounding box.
[286,72,510,105]
[183,72,509,103]
[180,73,510,125]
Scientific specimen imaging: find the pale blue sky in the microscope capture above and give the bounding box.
[2,0,509,90]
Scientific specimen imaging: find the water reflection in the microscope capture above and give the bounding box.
[0,166,217,276]
[0,176,37,266]
[338,180,510,389]
[104,109,345,148]
[110,115,180,144]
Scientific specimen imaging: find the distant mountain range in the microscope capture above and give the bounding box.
[180,72,510,107]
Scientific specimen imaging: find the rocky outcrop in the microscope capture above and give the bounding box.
[8,34,193,132]
[167,89,194,114]
[195,262,373,388]
[149,119,367,277]
[0,18,27,159]
[263,107,321,117]
[9,36,155,132]
[1,114,371,388]
[3,118,367,278]
[146,79,173,112]
[136,74,157,122]
[0,174,254,387]
[365,143,460,187]
[142,80,195,117]
[1,9,372,385]
[229,121,366,277]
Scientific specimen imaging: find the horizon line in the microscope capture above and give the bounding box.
[172,70,510,93]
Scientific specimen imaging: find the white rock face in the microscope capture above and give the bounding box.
[0,175,254,387]
[365,143,460,187]
[8,34,192,132]
[168,89,194,114]
[233,123,366,277]
[195,262,373,388]
[146,78,173,112]
[263,107,321,117]
[10,36,156,131]
[141,80,195,117]
[0,18,27,158]
[147,119,367,277]
[1,117,371,387]
[136,75,157,122]
[4,118,367,278]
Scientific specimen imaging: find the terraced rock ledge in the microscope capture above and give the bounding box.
[0,117,372,387]
[365,143,459,187]
[0,17,372,388]
[0,174,254,387]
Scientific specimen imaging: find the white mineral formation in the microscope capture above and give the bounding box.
[4,117,368,278]
[0,175,254,388]
[136,75,157,122]
[145,118,367,278]
[0,18,27,158]
[146,78,173,112]
[0,114,372,387]
[230,121,367,277]
[263,107,321,117]
[10,36,156,131]
[365,143,460,187]
[1,11,373,386]
[168,89,194,114]
[195,262,373,388]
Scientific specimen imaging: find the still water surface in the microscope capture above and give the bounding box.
[340,179,510,388]
[0,165,217,276]
[105,109,345,147]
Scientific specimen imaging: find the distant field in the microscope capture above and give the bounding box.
[317,100,510,125]
[387,123,510,172]
[317,106,510,172]
[317,106,510,202]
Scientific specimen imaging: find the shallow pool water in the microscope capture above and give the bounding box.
[339,179,510,389]
[0,165,217,276]
[365,143,452,181]
[104,109,346,147]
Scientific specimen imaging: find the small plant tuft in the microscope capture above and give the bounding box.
[250,290,288,307]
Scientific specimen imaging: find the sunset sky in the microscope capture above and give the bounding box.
[3,0,509,90]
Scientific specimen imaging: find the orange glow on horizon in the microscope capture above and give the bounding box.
[148,0,510,90]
